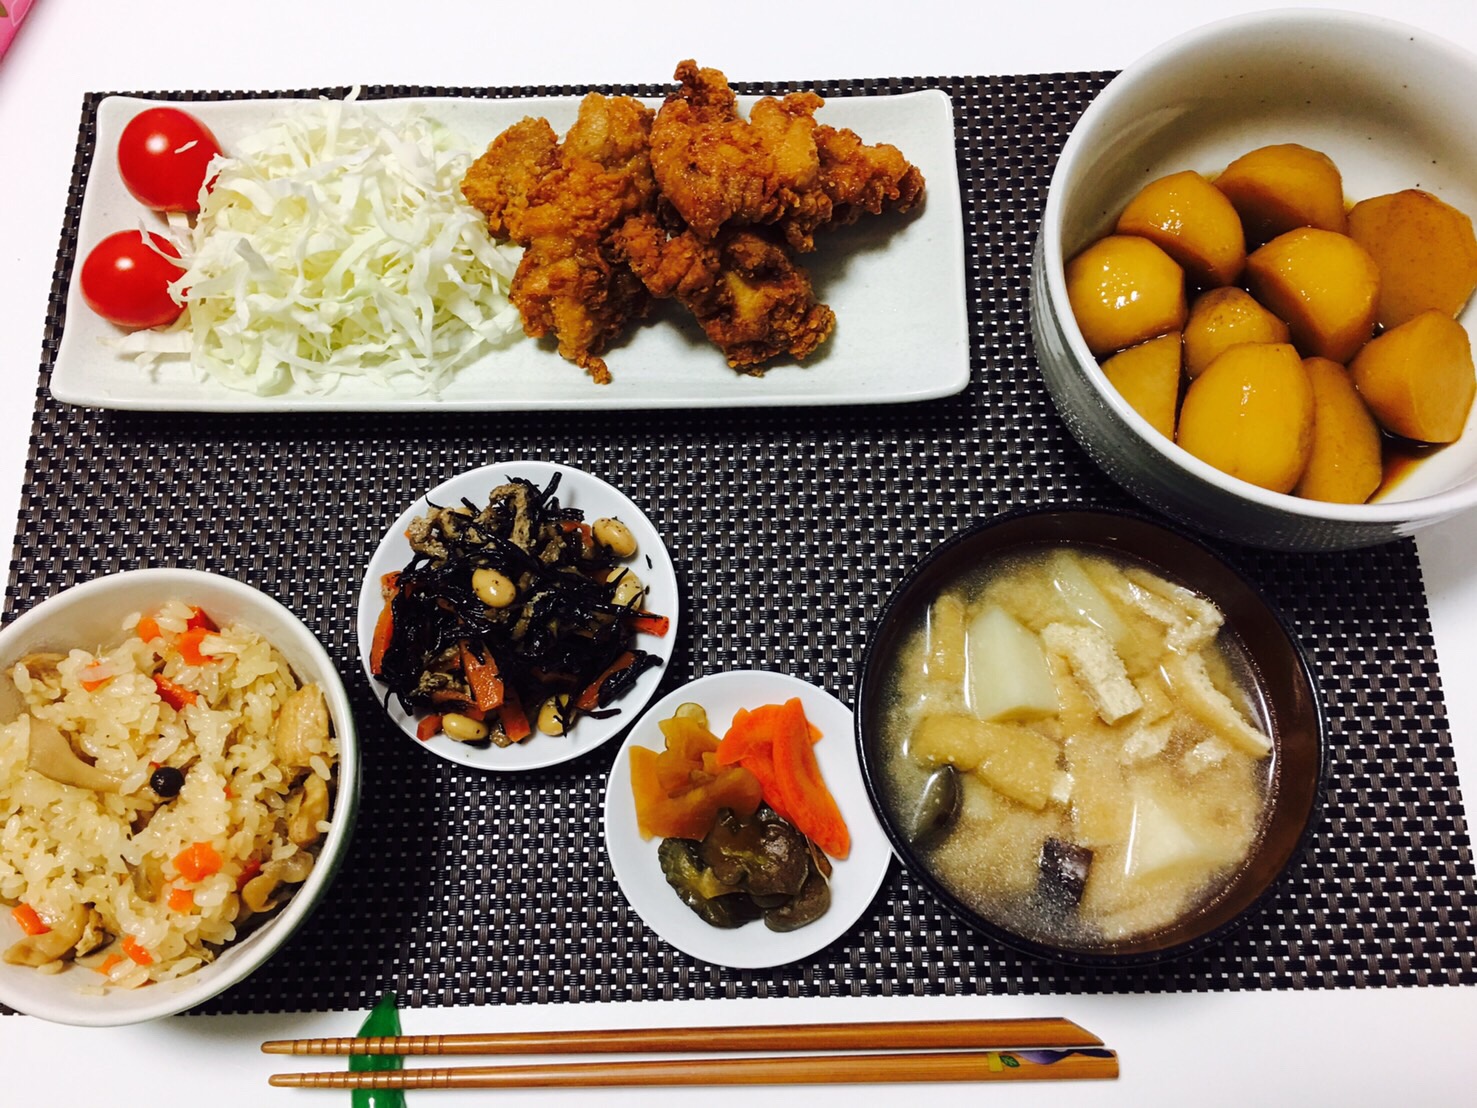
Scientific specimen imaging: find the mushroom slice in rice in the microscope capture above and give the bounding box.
[25,716,126,792]
[73,908,110,958]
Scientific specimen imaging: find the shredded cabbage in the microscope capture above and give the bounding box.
[127,94,523,396]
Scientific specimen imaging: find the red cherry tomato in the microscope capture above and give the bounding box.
[117,108,222,212]
[79,231,185,329]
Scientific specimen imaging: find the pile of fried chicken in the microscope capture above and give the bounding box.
[460,61,925,383]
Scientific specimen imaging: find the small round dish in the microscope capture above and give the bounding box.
[604,670,891,969]
[356,460,679,773]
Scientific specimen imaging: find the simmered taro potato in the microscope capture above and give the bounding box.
[1183,286,1291,379]
[1294,357,1384,504]
[1116,170,1246,288]
[1065,234,1187,356]
[1350,310,1477,443]
[1244,228,1380,364]
[1213,143,1347,244]
[1101,332,1182,439]
[1347,189,1477,329]
[1176,342,1314,493]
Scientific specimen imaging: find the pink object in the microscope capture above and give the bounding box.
[0,0,35,61]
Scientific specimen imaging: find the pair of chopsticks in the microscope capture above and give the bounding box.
[264,1017,1119,1090]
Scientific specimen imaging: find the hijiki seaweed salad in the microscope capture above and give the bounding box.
[369,473,668,746]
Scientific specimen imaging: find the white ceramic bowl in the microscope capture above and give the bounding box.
[0,569,359,1025]
[1032,10,1477,550]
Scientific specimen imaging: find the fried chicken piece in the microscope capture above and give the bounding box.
[650,61,826,243]
[787,124,927,252]
[462,94,656,382]
[649,60,925,252]
[460,117,560,239]
[616,213,835,371]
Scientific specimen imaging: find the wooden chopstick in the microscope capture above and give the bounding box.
[262,1016,1102,1057]
[268,1048,1119,1090]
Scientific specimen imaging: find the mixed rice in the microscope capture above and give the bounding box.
[0,600,336,988]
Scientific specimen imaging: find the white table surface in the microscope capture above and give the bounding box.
[2,1,1475,1104]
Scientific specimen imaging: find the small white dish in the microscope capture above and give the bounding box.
[54,90,967,411]
[603,670,891,969]
[0,568,359,1026]
[355,460,678,773]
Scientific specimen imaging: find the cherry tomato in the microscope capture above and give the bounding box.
[79,231,185,329]
[117,107,222,212]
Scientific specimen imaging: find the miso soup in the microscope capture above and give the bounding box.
[877,543,1275,949]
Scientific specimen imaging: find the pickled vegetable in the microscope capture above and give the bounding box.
[637,701,841,933]
[717,699,849,859]
[629,743,762,840]
[658,838,762,928]
[763,865,832,932]
[700,807,810,897]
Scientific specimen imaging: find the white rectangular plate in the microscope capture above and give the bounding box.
[53,89,968,412]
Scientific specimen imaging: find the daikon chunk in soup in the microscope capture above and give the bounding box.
[878,545,1275,948]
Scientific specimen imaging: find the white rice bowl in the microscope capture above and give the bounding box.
[0,570,358,1025]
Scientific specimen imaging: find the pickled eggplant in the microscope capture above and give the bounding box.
[657,838,762,928]
[656,806,832,932]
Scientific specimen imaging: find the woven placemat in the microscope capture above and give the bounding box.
[5,73,1474,1016]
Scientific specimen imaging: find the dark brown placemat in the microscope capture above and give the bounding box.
[4,73,1474,1017]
